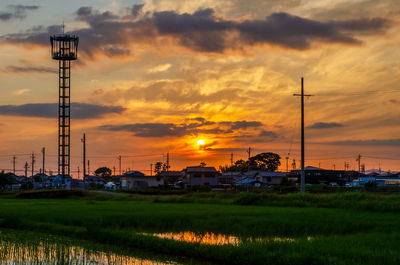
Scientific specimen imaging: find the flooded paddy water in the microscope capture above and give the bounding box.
[0,228,311,264]
[0,230,180,265]
[143,231,309,245]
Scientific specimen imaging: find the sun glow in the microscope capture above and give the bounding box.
[197,139,205,146]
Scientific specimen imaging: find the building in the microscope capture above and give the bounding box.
[184,166,219,187]
[156,171,184,185]
[253,171,289,185]
[121,171,163,189]
[84,175,105,186]
[288,166,362,185]
[220,170,288,186]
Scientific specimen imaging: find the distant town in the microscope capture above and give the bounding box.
[1,152,398,192]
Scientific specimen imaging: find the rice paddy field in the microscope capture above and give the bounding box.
[1,190,400,264]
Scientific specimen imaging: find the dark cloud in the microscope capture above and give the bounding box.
[0,7,391,57]
[0,5,40,21]
[0,13,12,21]
[308,122,344,129]
[101,123,185,137]
[5,65,57,74]
[129,4,144,17]
[0,103,125,119]
[248,130,278,143]
[103,47,131,57]
[219,121,263,130]
[100,118,264,138]
[320,139,400,146]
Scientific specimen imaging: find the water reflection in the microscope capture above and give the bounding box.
[0,236,178,265]
[144,231,310,246]
[145,231,240,245]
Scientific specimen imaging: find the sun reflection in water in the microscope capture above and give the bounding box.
[143,231,311,246]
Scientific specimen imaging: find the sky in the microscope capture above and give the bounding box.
[0,0,399,176]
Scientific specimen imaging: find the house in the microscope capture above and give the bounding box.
[184,166,219,187]
[156,171,184,185]
[52,175,72,188]
[254,171,288,185]
[288,166,362,185]
[219,171,243,185]
[84,175,105,186]
[220,170,288,186]
[121,171,163,189]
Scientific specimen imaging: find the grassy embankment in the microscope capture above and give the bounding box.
[1,190,400,264]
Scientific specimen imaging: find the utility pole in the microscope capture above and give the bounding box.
[77,166,80,179]
[150,163,153,176]
[247,147,251,160]
[356,154,361,175]
[246,147,251,193]
[113,166,116,176]
[12,155,16,175]
[166,152,170,173]
[24,162,29,178]
[285,156,289,173]
[230,153,234,184]
[41,147,45,174]
[333,164,336,171]
[118,155,122,175]
[294,77,313,193]
[82,133,86,178]
[31,152,35,177]
[87,160,90,176]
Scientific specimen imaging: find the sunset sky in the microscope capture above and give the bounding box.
[0,0,399,176]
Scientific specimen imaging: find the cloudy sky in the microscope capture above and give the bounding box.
[0,0,399,176]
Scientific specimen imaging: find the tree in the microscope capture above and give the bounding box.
[94,167,112,177]
[219,152,281,172]
[0,171,12,189]
[154,162,164,174]
[249,152,281,172]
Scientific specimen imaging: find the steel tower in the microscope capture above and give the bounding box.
[50,34,79,179]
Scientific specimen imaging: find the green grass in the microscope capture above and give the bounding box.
[1,191,400,264]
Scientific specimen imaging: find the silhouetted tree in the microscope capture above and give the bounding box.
[0,171,12,189]
[95,167,112,177]
[219,152,281,172]
[249,152,281,171]
[154,162,164,174]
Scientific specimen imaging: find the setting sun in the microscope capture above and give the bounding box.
[197,139,205,146]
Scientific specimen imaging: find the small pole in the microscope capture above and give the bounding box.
[82,133,86,178]
[31,152,35,177]
[246,147,251,192]
[118,155,122,175]
[12,155,16,175]
[42,147,45,174]
[24,162,28,178]
[150,163,153,176]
